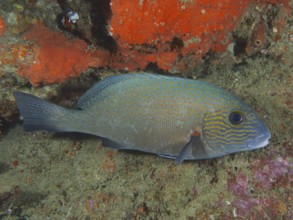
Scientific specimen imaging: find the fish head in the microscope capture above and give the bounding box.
[201,98,271,158]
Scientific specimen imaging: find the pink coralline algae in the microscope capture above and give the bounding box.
[252,156,292,189]
[227,156,292,218]
[228,172,250,197]
[228,172,259,216]
[232,198,260,215]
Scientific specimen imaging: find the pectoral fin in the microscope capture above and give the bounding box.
[175,131,203,164]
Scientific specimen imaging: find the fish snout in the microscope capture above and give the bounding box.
[246,124,271,150]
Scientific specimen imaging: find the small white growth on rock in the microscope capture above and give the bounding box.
[67,11,79,23]
[233,208,237,217]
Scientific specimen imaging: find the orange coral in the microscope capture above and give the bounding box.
[20,22,110,85]
[0,16,6,36]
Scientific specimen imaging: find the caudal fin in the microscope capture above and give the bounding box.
[14,91,75,132]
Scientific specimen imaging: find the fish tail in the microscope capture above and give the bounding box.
[14,91,76,132]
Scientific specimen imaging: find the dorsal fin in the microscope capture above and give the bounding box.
[77,74,136,109]
[77,73,174,109]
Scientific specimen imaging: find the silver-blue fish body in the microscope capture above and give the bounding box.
[14,73,271,163]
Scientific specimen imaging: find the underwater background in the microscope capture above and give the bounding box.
[0,0,292,219]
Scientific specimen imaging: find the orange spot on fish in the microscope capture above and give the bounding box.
[0,16,6,36]
[191,130,201,137]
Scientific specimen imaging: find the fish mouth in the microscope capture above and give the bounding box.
[246,130,271,150]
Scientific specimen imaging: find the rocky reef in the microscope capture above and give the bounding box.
[0,0,292,219]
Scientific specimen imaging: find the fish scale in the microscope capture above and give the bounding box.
[14,73,271,163]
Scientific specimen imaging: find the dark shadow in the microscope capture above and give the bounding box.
[0,189,46,219]
[0,162,10,174]
[52,132,101,142]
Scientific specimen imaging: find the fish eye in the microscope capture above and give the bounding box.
[228,111,245,125]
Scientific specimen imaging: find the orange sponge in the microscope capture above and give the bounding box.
[20,22,109,85]
[110,0,291,72]
[110,0,252,71]
[0,16,6,36]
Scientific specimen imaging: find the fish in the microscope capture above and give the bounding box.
[14,73,271,164]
